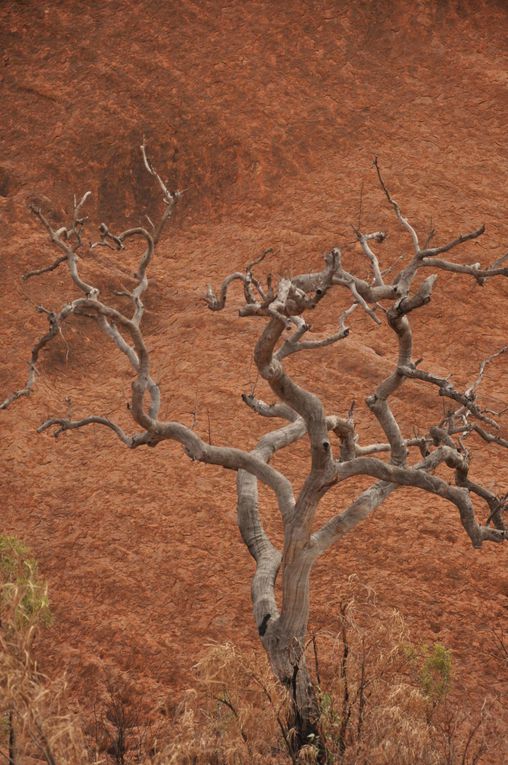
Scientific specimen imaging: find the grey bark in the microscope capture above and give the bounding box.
[3,149,507,748]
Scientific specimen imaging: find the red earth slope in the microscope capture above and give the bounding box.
[1,0,507,736]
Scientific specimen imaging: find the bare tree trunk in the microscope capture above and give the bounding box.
[237,455,323,751]
[5,145,507,762]
[261,544,323,755]
[269,636,320,751]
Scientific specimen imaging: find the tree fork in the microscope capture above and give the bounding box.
[3,150,507,756]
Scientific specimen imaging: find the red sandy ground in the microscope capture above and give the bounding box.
[1,0,507,750]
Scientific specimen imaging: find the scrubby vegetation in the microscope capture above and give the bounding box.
[0,535,89,763]
[0,554,501,764]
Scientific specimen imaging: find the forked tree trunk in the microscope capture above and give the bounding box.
[7,144,507,765]
[259,544,324,757]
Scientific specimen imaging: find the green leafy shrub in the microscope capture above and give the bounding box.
[404,640,453,706]
[419,642,453,702]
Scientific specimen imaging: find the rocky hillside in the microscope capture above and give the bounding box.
[1,0,507,739]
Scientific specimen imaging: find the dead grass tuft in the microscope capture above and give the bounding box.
[0,566,502,764]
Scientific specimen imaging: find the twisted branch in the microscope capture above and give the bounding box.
[3,154,507,695]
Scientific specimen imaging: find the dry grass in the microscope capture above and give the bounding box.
[304,578,486,765]
[0,543,92,765]
[0,558,503,764]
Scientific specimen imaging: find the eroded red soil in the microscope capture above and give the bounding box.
[1,0,507,746]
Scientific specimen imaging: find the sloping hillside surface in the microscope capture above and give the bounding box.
[1,0,507,736]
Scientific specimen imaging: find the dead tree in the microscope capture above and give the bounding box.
[2,147,508,754]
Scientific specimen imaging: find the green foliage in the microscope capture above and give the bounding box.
[0,535,52,629]
[405,641,452,703]
[419,642,452,702]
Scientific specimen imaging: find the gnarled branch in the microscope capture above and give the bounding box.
[3,153,507,731]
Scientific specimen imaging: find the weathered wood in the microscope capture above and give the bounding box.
[2,148,507,751]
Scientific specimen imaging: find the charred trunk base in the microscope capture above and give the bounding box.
[265,633,326,763]
[283,664,326,764]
